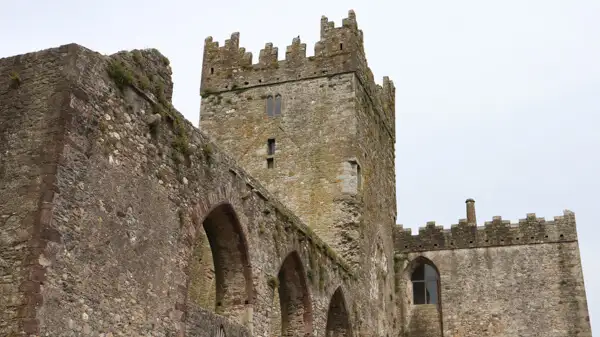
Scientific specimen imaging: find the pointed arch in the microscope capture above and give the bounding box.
[276,251,313,336]
[188,202,254,322]
[404,256,441,306]
[325,286,352,337]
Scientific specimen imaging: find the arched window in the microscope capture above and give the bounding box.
[265,94,282,117]
[411,263,439,305]
[214,325,226,337]
[274,94,282,116]
[266,96,274,117]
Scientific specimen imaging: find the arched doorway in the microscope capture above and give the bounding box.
[273,251,312,337]
[325,287,351,337]
[187,203,253,322]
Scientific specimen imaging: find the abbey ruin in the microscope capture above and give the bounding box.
[0,9,592,337]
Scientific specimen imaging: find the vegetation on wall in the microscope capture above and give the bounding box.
[105,51,193,164]
[8,71,21,89]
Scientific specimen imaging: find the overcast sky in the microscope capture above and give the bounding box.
[2,0,599,332]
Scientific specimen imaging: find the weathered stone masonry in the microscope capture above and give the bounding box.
[394,201,592,337]
[0,9,593,337]
[0,44,357,337]
[200,11,397,334]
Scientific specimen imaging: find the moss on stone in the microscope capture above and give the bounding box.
[106,60,134,91]
[267,275,279,289]
[319,266,327,290]
[8,71,20,89]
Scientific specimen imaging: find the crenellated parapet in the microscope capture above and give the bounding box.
[200,10,395,136]
[394,210,579,253]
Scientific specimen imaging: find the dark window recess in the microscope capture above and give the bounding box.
[350,160,362,189]
[340,43,343,50]
[210,67,214,74]
[266,96,274,117]
[411,264,440,305]
[267,138,276,155]
[267,158,274,169]
[274,95,282,116]
[356,163,361,189]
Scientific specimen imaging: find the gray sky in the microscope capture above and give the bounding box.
[3,0,599,331]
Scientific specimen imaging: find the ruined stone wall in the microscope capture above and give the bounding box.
[199,11,397,335]
[0,43,359,336]
[199,10,393,244]
[394,211,592,337]
[186,305,251,337]
[353,74,397,336]
[200,73,358,262]
[0,45,71,336]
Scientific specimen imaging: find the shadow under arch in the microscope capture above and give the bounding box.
[277,251,313,337]
[188,202,254,322]
[325,286,352,337]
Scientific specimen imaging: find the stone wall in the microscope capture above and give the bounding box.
[186,304,251,337]
[0,44,72,336]
[353,73,397,335]
[395,211,592,337]
[200,11,397,336]
[200,73,358,263]
[0,44,357,336]
[200,10,394,134]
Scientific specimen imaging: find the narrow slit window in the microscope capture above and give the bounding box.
[356,163,361,189]
[350,160,362,190]
[210,67,214,74]
[340,43,343,50]
[266,96,274,117]
[267,158,274,169]
[274,95,282,116]
[267,138,276,155]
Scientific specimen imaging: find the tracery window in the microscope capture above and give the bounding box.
[214,325,225,337]
[266,94,282,117]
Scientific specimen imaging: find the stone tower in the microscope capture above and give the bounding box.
[199,10,397,333]
[200,10,395,262]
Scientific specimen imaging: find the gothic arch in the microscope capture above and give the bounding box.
[276,251,313,337]
[325,286,352,337]
[187,202,254,321]
[403,256,441,306]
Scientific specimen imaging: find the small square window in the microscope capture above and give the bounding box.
[267,158,274,169]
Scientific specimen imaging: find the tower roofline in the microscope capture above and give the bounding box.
[200,9,395,139]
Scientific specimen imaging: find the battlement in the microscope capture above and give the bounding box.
[200,10,395,134]
[394,201,579,253]
[200,10,363,92]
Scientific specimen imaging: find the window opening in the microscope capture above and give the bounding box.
[267,158,274,169]
[210,67,214,75]
[266,96,274,117]
[340,43,343,50]
[274,95,282,116]
[411,264,439,305]
[350,160,362,190]
[267,138,276,155]
[215,325,226,337]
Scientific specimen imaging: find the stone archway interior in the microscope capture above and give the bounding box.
[187,203,253,322]
[325,287,351,337]
[277,252,312,337]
